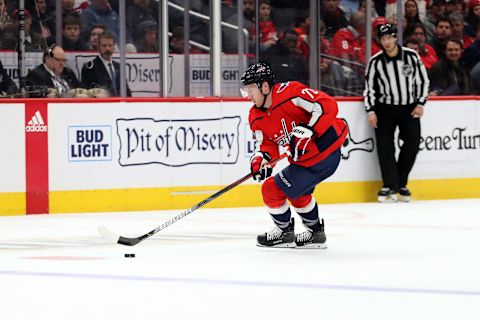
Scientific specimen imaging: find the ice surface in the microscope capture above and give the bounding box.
[1,199,480,319]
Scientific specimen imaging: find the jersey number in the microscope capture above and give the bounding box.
[301,88,319,99]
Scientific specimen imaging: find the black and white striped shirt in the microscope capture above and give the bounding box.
[363,46,430,112]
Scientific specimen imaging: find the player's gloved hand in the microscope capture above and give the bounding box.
[250,151,272,182]
[289,123,314,162]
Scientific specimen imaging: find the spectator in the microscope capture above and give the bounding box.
[359,0,378,19]
[25,44,82,97]
[404,36,421,52]
[424,0,446,41]
[243,0,256,28]
[293,12,311,61]
[331,11,366,63]
[270,0,308,32]
[248,0,278,53]
[470,60,480,93]
[465,0,480,37]
[223,0,256,53]
[404,0,422,30]
[62,0,88,17]
[322,0,349,39]
[132,20,158,53]
[1,9,45,51]
[126,0,157,43]
[386,0,427,22]
[62,0,77,16]
[429,37,474,95]
[168,25,201,54]
[0,0,12,32]
[80,0,121,43]
[263,29,309,84]
[319,19,347,96]
[449,12,474,49]
[0,59,18,97]
[462,24,480,70]
[428,16,452,58]
[81,31,132,96]
[87,24,106,51]
[62,15,89,51]
[405,22,439,69]
[27,0,55,43]
[445,0,464,15]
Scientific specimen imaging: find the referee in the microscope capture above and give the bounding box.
[364,23,430,202]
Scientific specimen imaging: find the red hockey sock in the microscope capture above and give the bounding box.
[262,177,287,208]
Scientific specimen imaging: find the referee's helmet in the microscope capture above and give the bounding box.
[377,23,398,40]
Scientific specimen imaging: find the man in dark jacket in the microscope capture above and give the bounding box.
[81,31,132,96]
[429,37,474,95]
[462,24,480,70]
[0,59,18,97]
[26,44,82,97]
[262,29,309,85]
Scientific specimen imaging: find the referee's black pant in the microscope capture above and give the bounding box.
[374,105,421,192]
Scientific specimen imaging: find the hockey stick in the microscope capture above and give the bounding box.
[98,153,287,246]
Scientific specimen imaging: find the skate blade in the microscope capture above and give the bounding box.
[398,195,410,202]
[256,242,296,248]
[378,195,398,203]
[296,243,327,249]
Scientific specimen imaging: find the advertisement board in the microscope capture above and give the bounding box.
[48,99,480,189]
[1,97,479,215]
[0,104,25,192]
[48,101,253,191]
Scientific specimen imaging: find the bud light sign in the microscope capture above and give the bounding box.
[116,116,240,167]
[68,126,112,161]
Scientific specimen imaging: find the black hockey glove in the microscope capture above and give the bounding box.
[250,151,272,182]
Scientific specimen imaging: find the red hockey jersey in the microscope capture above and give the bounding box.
[248,81,348,167]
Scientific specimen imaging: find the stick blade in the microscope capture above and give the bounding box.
[98,225,121,244]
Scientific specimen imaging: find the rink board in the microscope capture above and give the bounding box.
[0,97,479,215]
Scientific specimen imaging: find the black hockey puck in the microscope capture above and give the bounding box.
[124,253,135,258]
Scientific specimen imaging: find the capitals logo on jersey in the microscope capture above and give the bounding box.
[248,81,348,167]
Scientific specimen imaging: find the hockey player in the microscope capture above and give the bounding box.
[241,62,348,248]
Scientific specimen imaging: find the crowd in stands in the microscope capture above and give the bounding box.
[0,0,480,96]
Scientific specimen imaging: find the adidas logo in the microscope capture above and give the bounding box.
[26,110,48,132]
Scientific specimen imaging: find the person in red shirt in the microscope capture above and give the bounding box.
[331,11,366,63]
[248,0,278,52]
[293,13,311,61]
[240,62,348,248]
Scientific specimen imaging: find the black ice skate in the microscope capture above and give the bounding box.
[378,187,398,203]
[257,218,295,248]
[398,187,411,202]
[295,219,327,248]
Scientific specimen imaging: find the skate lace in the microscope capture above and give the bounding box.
[266,226,283,241]
[296,230,312,243]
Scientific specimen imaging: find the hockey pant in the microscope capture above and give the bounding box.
[261,149,341,231]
